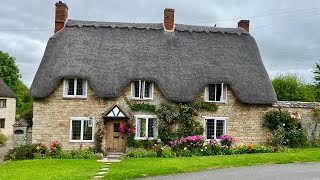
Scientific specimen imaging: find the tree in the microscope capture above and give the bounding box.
[0,50,33,123]
[272,73,317,102]
[314,62,320,86]
[0,50,20,92]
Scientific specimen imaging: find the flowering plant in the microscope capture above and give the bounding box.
[36,143,48,154]
[119,121,136,134]
[49,140,63,158]
[170,135,205,153]
[219,134,236,147]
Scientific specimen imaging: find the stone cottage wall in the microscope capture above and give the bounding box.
[0,97,16,139]
[32,80,320,150]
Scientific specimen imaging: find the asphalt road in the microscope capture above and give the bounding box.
[139,162,320,180]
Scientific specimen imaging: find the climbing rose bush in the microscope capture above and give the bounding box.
[119,121,136,134]
[49,140,63,158]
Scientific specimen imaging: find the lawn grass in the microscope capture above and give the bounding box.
[105,148,320,180]
[0,159,101,180]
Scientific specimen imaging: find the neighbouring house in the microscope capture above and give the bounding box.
[29,1,281,152]
[0,78,16,139]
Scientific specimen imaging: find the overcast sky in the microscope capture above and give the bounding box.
[0,0,319,87]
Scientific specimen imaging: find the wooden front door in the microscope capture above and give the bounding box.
[105,119,126,152]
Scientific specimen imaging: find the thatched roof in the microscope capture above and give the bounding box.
[0,78,16,98]
[29,19,277,104]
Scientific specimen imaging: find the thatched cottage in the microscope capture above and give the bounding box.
[29,1,278,152]
[0,78,16,138]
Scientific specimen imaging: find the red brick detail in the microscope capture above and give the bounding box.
[164,8,175,31]
[238,20,250,33]
[55,1,68,33]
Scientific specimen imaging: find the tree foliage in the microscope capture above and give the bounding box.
[0,50,20,92]
[0,50,33,123]
[314,62,320,87]
[272,73,317,102]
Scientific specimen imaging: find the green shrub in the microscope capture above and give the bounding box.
[178,148,192,157]
[311,139,320,147]
[0,133,7,145]
[252,145,273,153]
[4,144,38,161]
[264,110,308,149]
[160,146,175,158]
[127,148,157,158]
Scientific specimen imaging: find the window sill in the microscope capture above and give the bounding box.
[134,137,156,141]
[63,96,88,99]
[204,100,227,104]
[69,140,94,143]
[130,98,153,101]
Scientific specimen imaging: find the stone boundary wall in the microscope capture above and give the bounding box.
[273,101,320,109]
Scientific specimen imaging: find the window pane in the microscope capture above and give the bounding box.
[216,84,222,101]
[0,99,6,108]
[148,118,157,138]
[72,120,81,140]
[222,84,227,101]
[133,81,140,98]
[68,79,75,95]
[216,120,225,139]
[144,82,151,98]
[206,119,215,139]
[76,79,84,95]
[208,84,216,101]
[0,119,5,128]
[137,118,146,137]
[83,120,93,140]
[114,123,120,132]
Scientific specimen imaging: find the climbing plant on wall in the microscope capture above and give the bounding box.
[125,99,218,145]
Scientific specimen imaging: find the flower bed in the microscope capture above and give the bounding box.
[127,134,273,158]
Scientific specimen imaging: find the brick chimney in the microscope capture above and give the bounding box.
[55,1,68,33]
[164,8,175,31]
[238,20,250,32]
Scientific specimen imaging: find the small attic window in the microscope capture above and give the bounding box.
[131,80,154,100]
[63,79,87,98]
[205,83,227,102]
[0,99,6,108]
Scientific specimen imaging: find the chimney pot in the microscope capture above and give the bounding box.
[238,20,250,32]
[164,8,175,31]
[55,1,68,33]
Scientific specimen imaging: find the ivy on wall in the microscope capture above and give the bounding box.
[125,99,218,145]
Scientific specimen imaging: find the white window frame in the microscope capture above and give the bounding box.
[203,116,227,140]
[134,115,158,140]
[131,80,154,100]
[63,78,88,98]
[204,83,227,103]
[70,117,95,142]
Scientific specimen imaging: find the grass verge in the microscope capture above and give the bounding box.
[105,148,320,180]
[0,159,101,180]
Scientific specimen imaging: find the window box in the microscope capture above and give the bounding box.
[63,79,87,98]
[70,117,94,142]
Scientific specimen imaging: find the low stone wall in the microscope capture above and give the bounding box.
[272,101,320,139]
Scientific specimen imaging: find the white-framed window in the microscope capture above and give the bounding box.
[70,117,94,142]
[131,80,154,100]
[205,83,227,102]
[63,79,87,98]
[134,115,158,140]
[203,117,227,139]
[0,99,6,108]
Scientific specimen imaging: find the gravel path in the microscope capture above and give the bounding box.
[139,162,320,180]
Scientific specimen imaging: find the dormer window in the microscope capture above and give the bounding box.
[131,80,153,100]
[205,83,227,102]
[63,78,87,98]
